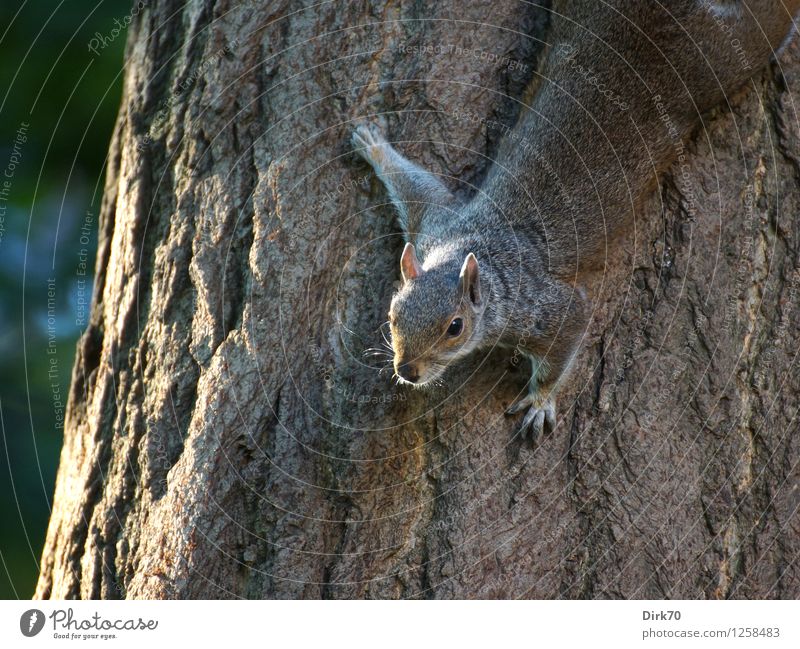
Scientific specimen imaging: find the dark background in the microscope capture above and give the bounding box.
[0,0,128,598]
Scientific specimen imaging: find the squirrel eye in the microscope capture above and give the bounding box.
[447,318,464,337]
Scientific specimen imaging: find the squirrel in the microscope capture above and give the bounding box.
[352,0,799,442]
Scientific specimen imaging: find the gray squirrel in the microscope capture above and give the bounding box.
[352,0,799,442]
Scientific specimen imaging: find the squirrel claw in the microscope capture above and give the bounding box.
[506,395,556,444]
[505,399,528,416]
[352,123,387,165]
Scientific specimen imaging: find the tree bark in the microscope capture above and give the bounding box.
[36,0,800,599]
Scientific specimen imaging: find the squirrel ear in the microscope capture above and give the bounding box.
[459,252,481,305]
[400,242,423,282]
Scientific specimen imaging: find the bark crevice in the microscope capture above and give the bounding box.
[36,2,800,600]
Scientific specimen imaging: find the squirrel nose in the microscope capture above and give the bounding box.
[398,362,420,383]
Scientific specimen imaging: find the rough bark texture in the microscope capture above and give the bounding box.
[36,0,800,599]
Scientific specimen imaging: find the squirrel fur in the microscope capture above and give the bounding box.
[352,0,799,442]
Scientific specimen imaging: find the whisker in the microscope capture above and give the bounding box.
[380,322,393,348]
[363,348,392,358]
[337,316,360,339]
[364,356,392,363]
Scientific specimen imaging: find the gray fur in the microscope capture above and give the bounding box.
[352,0,799,441]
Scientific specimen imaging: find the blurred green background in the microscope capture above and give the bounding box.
[0,0,129,598]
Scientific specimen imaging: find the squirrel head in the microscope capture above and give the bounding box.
[388,243,484,386]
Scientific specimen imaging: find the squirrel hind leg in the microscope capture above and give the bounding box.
[351,122,458,239]
[351,122,389,168]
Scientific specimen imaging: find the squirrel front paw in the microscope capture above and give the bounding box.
[352,123,388,167]
[506,392,556,444]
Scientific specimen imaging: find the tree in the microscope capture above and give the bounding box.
[36,0,800,599]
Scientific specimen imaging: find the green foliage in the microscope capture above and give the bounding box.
[0,0,129,598]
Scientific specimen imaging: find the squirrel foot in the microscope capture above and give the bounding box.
[506,392,556,445]
[351,123,388,166]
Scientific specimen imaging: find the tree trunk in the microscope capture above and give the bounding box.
[36,0,800,599]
